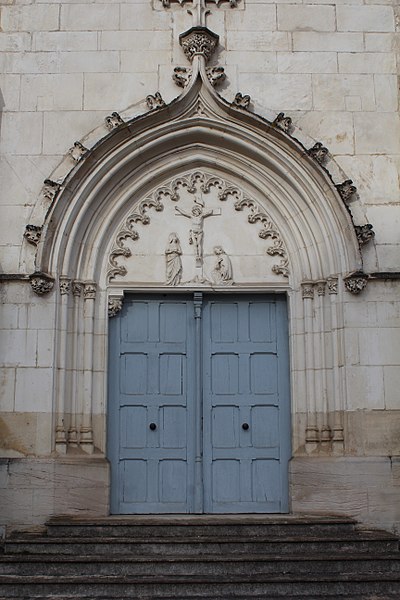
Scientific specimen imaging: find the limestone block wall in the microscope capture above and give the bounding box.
[0,0,399,530]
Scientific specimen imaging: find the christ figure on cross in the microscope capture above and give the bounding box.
[175,194,220,265]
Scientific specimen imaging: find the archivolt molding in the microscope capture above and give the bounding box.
[24,52,372,291]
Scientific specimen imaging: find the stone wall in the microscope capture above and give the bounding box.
[0,0,399,530]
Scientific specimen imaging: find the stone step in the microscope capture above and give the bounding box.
[4,531,398,556]
[1,553,400,577]
[45,514,357,539]
[1,573,400,598]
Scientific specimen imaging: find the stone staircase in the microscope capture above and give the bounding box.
[0,515,400,599]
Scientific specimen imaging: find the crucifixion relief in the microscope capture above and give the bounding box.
[175,193,221,269]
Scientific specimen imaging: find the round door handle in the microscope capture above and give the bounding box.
[242,423,250,431]
[149,423,157,431]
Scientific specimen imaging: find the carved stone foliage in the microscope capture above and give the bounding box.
[24,224,42,246]
[84,282,97,300]
[272,112,293,134]
[327,277,338,295]
[301,282,314,299]
[206,66,225,87]
[42,179,61,202]
[29,272,55,295]
[146,92,166,110]
[108,295,124,317]
[355,224,375,246]
[307,142,329,165]
[69,141,89,162]
[59,277,72,295]
[107,171,289,283]
[179,28,219,63]
[344,272,368,294]
[336,179,357,203]
[232,92,251,109]
[173,66,192,88]
[105,112,124,130]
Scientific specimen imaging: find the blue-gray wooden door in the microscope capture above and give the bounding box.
[108,294,290,514]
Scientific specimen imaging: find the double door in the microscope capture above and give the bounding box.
[108,294,290,514]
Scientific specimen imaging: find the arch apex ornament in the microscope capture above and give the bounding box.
[179,26,219,63]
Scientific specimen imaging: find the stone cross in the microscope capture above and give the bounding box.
[187,0,210,27]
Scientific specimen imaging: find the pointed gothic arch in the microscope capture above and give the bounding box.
[24,52,371,467]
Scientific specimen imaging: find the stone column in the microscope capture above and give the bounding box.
[80,282,97,454]
[68,281,84,448]
[327,277,344,454]
[302,281,319,453]
[315,280,331,448]
[55,276,71,454]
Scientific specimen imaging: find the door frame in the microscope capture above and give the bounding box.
[107,290,292,514]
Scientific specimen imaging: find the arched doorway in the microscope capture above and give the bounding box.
[28,53,364,516]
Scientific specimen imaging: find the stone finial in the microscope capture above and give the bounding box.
[105,112,124,130]
[146,92,166,111]
[69,141,89,162]
[355,224,375,246]
[336,180,357,203]
[179,27,219,63]
[108,295,124,317]
[272,112,293,134]
[24,224,42,246]
[344,272,368,294]
[307,142,329,165]
[232,92,251,109]
[29,272,55,295]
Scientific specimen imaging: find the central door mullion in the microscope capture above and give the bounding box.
[193,292,204,513]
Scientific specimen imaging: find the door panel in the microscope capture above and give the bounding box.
[108,294,290,514]
[202,296,290,513]
[109,296,196,514]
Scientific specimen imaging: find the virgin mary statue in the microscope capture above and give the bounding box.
[165,233,183,285]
